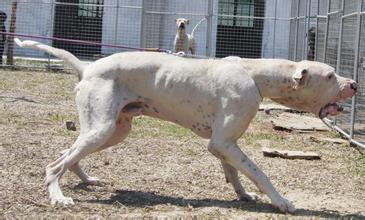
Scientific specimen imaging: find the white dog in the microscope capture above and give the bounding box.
[15,38,357,213]
[173,17,206,55]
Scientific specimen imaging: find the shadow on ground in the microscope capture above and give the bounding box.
[84,189,364,219]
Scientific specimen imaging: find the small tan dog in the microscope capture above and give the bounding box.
[173,17,206,55]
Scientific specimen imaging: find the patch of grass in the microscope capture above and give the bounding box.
[131,116,195,138]
[13,58,64,69]
[328,129,344,139]
[44,112,79,135]
[355,154,365,177]
[242,131,285,146]
[0,79,10,90]
[46,112,70,123]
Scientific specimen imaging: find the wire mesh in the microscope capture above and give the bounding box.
[0,0,297,63]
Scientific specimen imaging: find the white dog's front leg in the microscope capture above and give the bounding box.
[221,161,259,201]
[209,140,295,213]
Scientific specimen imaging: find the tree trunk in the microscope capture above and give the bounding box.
[6,1,17,66]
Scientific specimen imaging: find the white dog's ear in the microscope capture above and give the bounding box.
[186,19,190,24]
[292,68,309,89]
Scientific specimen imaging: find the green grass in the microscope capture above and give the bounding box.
[242,131,285,146]
[355,154,365,177]
[13,57,64,69]
[46,112,73,123]
[0,79,10,90]
[130,116,195,138]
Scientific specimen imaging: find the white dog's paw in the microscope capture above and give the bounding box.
[238,191,259,202]
[272,197,296,213]
[84,176,104,186]
[50,196,74,206]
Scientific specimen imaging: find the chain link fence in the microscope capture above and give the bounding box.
[0,0,364,149]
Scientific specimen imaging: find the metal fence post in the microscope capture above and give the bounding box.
[206,0,214,57]
[48,0,56,70]
[335,0,344,76]
[314,0,319,61]
[322,0,331,62]
[273,0,277,58]
[303,0,309,60]
[293,0,300,61]
[114,0,119,46]
[140,0,146,48]
[350,0,363,138]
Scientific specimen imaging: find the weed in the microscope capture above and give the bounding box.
[131,116,194,138]
[355,154,365,177]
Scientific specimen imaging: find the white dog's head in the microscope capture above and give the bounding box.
[272,61,357,119]
[175,18,190,31]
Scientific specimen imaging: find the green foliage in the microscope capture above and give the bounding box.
[131,116,195,138]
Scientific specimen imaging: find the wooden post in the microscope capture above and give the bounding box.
[6,1,17,66]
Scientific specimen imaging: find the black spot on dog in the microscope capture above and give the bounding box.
[143,104,150,108]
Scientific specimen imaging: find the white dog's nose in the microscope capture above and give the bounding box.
[351,82,358,92]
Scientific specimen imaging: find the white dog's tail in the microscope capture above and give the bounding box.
[190,17,206,37]
[15,38,86,79]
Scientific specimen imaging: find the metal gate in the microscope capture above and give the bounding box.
[53,0,104,58]
[215,0,265,58]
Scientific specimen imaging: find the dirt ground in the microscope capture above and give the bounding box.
[0,69,364,219]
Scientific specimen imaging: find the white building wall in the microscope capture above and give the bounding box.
[101,0,142,55]
[1,0,54,58]
[262,0,292,59]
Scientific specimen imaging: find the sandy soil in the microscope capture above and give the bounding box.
[0,69,364,219]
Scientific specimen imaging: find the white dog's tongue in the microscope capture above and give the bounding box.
[319,103,344,119]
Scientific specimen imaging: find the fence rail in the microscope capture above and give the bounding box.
[0,0,364,149]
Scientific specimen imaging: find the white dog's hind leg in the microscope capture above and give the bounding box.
[68,110,137,185]
[69,163,102,185]
[221,161,259,201]
[45,79,123,206]
[46,122,116,205]
[56,149,102,186]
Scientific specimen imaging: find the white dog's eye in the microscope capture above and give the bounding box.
[327,74,334,80]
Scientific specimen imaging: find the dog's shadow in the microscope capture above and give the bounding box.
[84,189,364,218]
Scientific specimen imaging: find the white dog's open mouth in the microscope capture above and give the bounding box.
[319,103,344,119]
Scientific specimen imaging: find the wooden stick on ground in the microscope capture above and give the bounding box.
[262,147,321,160]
